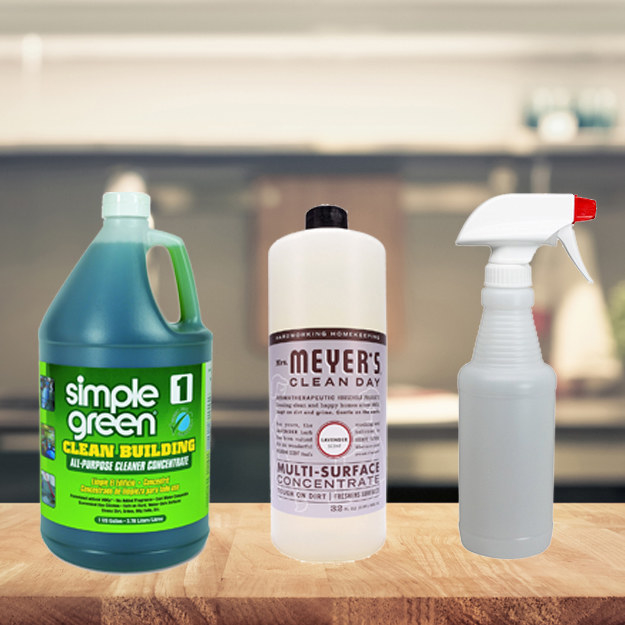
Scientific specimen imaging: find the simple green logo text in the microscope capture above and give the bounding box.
[65,375,159,441]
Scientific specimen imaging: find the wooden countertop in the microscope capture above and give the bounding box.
[1,503,624,624]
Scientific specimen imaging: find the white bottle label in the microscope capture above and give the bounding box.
[269,327,387,518]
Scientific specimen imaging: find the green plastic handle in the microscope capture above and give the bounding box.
[147,229,202,328]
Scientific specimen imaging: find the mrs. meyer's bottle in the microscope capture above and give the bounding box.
[268,205,387,561]
[39,192,212,572]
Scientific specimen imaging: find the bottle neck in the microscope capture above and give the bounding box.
[471,287,543,366]
[98,216,149,242]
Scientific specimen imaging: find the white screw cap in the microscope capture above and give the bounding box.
[485,263,532,288]
[102,192,150,218]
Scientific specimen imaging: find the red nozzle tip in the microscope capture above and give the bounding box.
[574,195,597,222]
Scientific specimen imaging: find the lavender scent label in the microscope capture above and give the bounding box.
[269,327,386,518]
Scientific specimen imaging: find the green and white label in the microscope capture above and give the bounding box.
[39,362,211,533]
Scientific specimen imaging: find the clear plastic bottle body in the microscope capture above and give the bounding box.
[458,287,556,559]
[268,227,386,562]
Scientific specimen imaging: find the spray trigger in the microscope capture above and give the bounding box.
[557,224,593,283]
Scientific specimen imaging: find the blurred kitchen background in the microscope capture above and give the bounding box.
[1,0,625,504]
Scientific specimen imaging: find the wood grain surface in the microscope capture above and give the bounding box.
[0,503,624,625]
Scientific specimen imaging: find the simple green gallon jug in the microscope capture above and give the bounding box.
[39,192,212,572]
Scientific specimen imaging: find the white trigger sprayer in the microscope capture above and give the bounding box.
[457,193,596,285]
[456,193,596,559]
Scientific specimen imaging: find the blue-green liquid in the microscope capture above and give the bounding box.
[40,241,212,572]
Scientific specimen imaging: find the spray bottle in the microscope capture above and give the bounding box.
[456,193,596,558]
